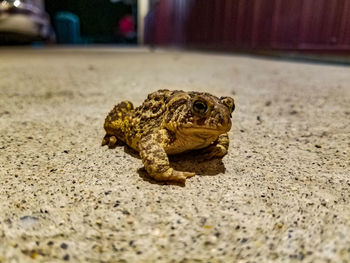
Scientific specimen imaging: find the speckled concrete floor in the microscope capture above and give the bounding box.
[0,48,349,263]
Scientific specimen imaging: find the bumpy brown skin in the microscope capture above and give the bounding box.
[102,89,235,183]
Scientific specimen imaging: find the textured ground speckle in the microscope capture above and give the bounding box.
[0,48,349,262]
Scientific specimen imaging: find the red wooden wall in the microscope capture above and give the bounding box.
[145,0,350,51]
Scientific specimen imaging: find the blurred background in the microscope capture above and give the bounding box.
[1,0,350,61]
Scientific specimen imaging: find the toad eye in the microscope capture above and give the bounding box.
[193,100,208,114]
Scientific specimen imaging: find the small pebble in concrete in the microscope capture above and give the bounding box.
[265,101,272,106]
[60,243,68,249]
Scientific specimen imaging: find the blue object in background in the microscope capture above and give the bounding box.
[55,12,81,44]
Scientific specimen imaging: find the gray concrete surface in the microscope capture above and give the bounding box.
[0,48,349,262]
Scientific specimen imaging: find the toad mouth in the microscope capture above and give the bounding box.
[181,126,229,134]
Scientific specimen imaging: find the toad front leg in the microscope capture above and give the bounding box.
[201,133,230,160]
[138,131,195,183]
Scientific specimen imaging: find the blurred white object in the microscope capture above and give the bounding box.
[0,0,54,43]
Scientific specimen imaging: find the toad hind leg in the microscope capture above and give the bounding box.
[139,132,195,183]
[102,100,134,148]
[101,134,124,148]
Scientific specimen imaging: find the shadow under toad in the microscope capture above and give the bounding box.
[123,146,226,186]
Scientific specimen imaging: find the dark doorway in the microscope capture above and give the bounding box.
[45,0,136,44]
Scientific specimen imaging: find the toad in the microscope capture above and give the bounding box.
[102,89,235,183]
